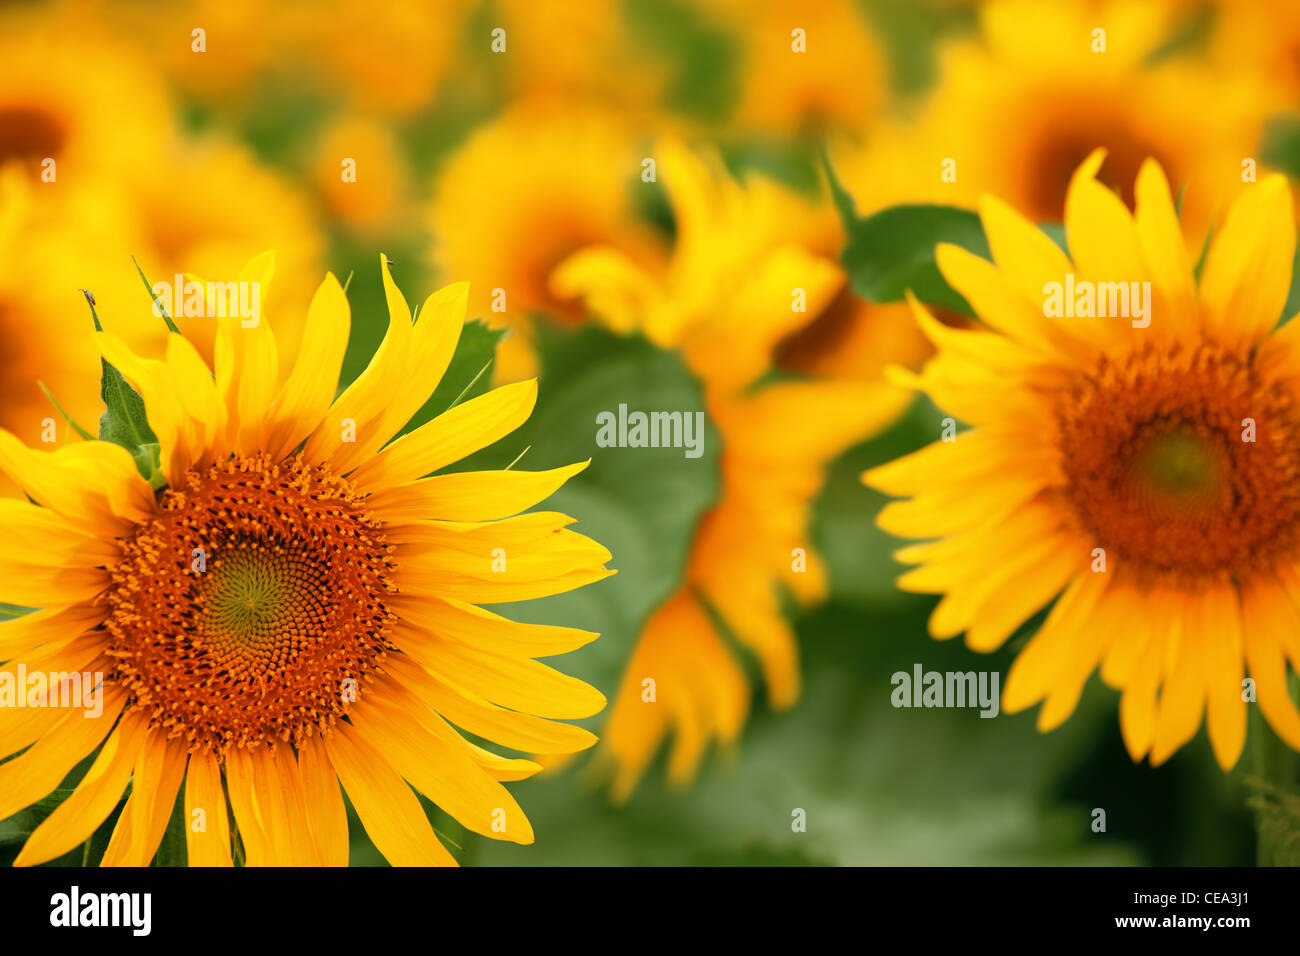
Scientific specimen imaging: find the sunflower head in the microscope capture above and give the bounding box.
[865,148,1300,772]
[0,253,612,866]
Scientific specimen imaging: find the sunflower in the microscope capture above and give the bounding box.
[492,0,668,116]
[832,0,1285,238]
[311,113,411,238]
[428,103,667,383]
[864,150,1300,769]
[701,0,886,137]
[0,166,144,458]
[556,140,910,796]
[0,253,612,866]
[116,136,324,372]
[0,6,170,180]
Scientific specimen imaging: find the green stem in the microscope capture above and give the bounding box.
[1250,674,1300,865]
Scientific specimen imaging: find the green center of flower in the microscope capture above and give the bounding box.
[1131,428,1222,501]
[201,545,317,657]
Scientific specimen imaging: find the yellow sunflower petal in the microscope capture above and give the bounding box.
[101,731,188,867]
[0,686,125,822]
[323,721,458,867]
[184,749,233,867]
[1199,174,1295,349]
[351,694,534,844]
[298,736,350,866]
[394,621,605,719]
[265,273,351,461]
[13,711,146,867]
[351,379,538,490]
[367,460,589,523]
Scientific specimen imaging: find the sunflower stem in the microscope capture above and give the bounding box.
[1249,674,1300,865]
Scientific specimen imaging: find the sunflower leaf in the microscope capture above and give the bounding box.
[80,290,166,489]
[835,202,989,315]
[98,360,165,490]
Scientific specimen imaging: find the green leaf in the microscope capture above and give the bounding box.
[1281,241,1300,326]
[837,203,990,315]
[80,290,166,489]
[1260,113,1300,179]
[1246,779,1300,866]
[98,360,165,490]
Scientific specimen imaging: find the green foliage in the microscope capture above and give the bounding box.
[826,162,990,315]
[98,359,165,490]
[1246,779,1300,866]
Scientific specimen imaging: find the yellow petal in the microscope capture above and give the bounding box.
[265,273,351,460]
[367,460,588,523]
[394,621,605,719]
[351,379,538,490]
[14,712,146,867]
[383,652,597,754]
[298,735,350,866]
[101,730,188,866]
[1199,175,1296,349]
[323,722,457,867]
[351,693,534,844]
[185,749,233,867]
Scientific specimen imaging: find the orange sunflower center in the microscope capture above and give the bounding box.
[0,106,67,167]
[1055,341,1300,583]
[1024,110,1173,221]
[105,453,397,752]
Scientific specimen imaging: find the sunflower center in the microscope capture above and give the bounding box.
[1026,112,1171,220]
[0,106,67,167]
[1130,428,1221,500]
[105,454,397,752]
[1055,341,1300,582]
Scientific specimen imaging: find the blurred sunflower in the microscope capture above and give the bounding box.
[865,150,1300,769]
[494,0,668,117]
[1205,0,1300,101]
[86,0,280,104]
[0,7,170,179]
[311,113,412,239]
[833,0,1283,236]
[703,0,887,136]
[118,136,324,373]
[0,253,611,866]
[305,0,470,115]
[556,141,911,797]
[0,168,143,455]
[429,104,667,383]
